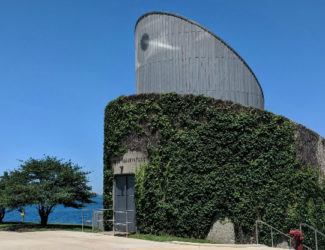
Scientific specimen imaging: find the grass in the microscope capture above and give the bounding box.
[0,223,221,244]
[129,233,221,244]
[0,222,98,232]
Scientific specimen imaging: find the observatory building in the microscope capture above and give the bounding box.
[135,12,264,109]
[104,11,325,244]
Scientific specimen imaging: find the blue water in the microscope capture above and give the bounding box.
[4,195,103,225]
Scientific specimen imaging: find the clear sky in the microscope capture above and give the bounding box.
[0,0,324,194]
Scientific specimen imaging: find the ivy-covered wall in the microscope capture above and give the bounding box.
[104,93,325,246]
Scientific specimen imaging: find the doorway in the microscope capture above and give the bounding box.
[114,175,136,232]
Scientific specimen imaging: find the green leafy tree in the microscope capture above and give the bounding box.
[0,172,9,223]
[0,170,29,223]
[14,156,96,226]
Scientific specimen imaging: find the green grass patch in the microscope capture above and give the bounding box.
[129,233,221,244]
[0,222,98,232]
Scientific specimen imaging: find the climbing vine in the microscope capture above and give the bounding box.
[104,93,325,247]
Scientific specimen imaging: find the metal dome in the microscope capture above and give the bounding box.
[135,12,264,109]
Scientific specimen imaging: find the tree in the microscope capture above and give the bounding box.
[0,172,8,223]
[0,171,28,223]
[15,156,96,226]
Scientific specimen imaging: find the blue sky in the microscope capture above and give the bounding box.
[0,0,324,194]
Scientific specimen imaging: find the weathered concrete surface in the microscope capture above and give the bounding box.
[206,218,235,244]
[317,136,325,180]
[275,240,290,249]
[0,231,287,250]
[112,150,148,175]
[294,123,325,181]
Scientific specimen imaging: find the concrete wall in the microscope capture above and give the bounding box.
[107,96,325,241]
[294,123,325,181]
[135,12,264,109]
[206,218,235,244]
[206,125,325,244]
[93,211,104,231]
[112,150,148,175]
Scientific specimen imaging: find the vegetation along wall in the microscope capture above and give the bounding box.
[103,93,325,246]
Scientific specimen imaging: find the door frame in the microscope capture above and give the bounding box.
[113,174,136,232]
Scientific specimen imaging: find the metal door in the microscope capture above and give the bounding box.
[114,175,135,232]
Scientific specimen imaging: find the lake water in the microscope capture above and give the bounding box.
[3,195,103,225]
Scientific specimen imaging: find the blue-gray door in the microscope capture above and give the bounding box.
[114,175,135,232]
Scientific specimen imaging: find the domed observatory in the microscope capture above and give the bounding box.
[135,12,264,109]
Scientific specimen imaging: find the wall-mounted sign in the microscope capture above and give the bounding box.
[112,150,148,175]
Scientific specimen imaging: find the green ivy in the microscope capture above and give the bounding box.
[104,93,325,246]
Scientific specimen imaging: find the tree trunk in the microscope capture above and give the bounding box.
[0,207,5,223]
[38,205,54,226]
[40,213,48,226]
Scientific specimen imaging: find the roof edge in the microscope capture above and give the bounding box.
[135,11,264,100]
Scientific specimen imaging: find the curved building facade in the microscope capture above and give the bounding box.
[135,12,264,109]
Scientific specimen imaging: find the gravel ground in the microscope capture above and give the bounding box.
[0,231,287,250]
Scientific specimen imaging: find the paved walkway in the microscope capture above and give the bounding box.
[0,231,287,250]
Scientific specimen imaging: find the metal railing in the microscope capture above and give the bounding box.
[300,223,325,250]
[81,209,135,237]
[256,220,312,250]
[81,208,112,232]
[113,210,134,237]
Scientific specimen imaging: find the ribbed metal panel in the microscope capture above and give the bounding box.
[135,12,264,109]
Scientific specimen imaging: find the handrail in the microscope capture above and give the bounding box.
[300,223,325,250]
[81,208,135,237]
[300,223,325,238]
[256,220,292,248]
[256,220,312,250]
[113,209,135,237]
[81,208,112,232]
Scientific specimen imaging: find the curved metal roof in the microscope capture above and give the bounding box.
[135,11,264,100]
